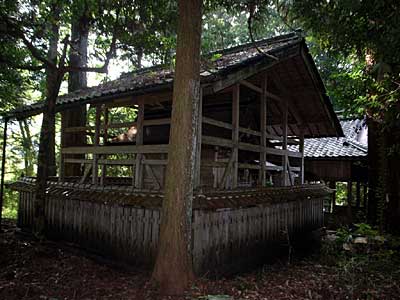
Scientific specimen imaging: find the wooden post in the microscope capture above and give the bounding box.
[135,99,144,189]
[92,106,101,185]
[260,75,267,186]
[0,118,8,231]
[347,181,353,206]
[282,99,288,186]
[59,117,65,182]
[194,87,203,190]
[329,181,336,213]
[299,129,305,184]
[356,181,361,208]
[363,183,367,209]
[100,106,109,185]
[232,84,240,189]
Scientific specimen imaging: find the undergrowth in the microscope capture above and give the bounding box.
[321,223,400,299]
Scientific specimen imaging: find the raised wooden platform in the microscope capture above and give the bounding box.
[11,178,329,274]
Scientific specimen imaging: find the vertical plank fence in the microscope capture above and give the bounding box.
[16,185,325,274]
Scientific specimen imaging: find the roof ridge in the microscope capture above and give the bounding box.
[118,31,302,79]
[206,31,301,57]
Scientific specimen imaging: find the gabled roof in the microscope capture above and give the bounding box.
[6,32,302,119]
[290,119,368,159]
[5,32,343,138]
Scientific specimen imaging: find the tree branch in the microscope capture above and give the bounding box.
[3,16,56,69]
[0,57,45,71]
[62,9,119,74]
[58,35,70,68]
[247,4,279,61]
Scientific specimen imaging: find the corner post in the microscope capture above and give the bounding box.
[282,98,288,186]
[59,117,65,182]
[0,118,8,231]
[232,84,240,189]
[260,75,267,186]
[299,128,305,184]
[92,106,101,185]
[135,99,144,189]
[100,106,109,185]
[194,87,203,190]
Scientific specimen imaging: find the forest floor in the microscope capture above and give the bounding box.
[1,219,400,300]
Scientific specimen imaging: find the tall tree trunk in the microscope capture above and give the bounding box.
[367,118,379,224]
[152,0,202,294]
[18,119,34,176]
[34,4,62,235]
[62,6,89,176]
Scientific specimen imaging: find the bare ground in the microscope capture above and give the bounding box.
[1,219,399,300]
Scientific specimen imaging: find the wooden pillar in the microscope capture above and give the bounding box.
[282,99,288,186]
[299,129,305,184]
[356,181,361,208]
[0,118,8,231]
[194,88,203,190]
[59,119,65,182]
[92,106,101,185]
[363,183,368,209]
[135,99,144,189]
[232,84,240,189]
[260,75,267,186]
[329,181,336,213]
[347,181,353,206]
[100,106,109,186]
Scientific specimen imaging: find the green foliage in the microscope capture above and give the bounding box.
[335,182,347,205]
[354,223,378,237]
[202,5,290,53]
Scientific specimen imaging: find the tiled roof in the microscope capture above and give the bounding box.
[6,32,302,119]
[290,119,368,159]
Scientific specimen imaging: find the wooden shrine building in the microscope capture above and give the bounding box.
[5,32,343,274]
[289,118,368,220]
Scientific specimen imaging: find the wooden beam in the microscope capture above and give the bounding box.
[64,118,171,133]
[0,118,8,231]
[143,154,161,190]
[211,51,298,93]
[201,135,302,157]
[240,80,262,94]
[270,69,310,135]
[260,74,267,186]
[203,117,262,137]
[62,144,169,155]
[238,163,261,170]
[219,152,235,189]
[232,84,240,188]
[135,99,144,188]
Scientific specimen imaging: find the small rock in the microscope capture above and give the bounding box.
[353,237,368,244]
[343,243,352,251]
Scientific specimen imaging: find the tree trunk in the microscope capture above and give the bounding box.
[386,119,400,232]
[34,4,62,235]
[152,0,202,294]
[18,119,34,176]
[62,7,89,177]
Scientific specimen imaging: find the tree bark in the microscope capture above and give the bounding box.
[34,3,62,235]
[62,6,89,176]
[152,0,202,294]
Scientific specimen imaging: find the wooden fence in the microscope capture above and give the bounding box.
[17,187,324,274]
